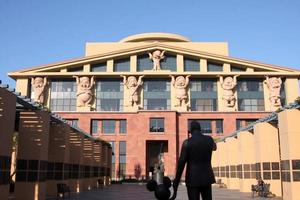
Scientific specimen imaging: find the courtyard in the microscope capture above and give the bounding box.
[47,184,283,200]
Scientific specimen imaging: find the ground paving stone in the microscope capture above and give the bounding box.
[48,184,283,200]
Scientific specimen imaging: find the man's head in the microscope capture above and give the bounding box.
[189,121,201,134]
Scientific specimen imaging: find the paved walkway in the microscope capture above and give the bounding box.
[48,184,283,200]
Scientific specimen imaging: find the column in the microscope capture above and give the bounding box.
[16,78,29,96]
[0,88,16,200]
[217,142,228,184]
[284,78,299,104]
[254,122,282,197]
[226,137,239,189]
[46,122,70,196]
[278,109,300,200]
[107,60,114,72]
[68,131,84,192]
[130,55,137,72]
[15,111,50,200]
[92,141,101,188]
[176,54,184,73]
[200,59,207,72]
[101,142,108,185]
[237,131,256,192]
[82,137,93,190]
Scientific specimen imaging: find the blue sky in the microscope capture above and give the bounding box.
[0,0,300,88]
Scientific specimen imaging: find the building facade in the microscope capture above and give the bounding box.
[9,33,300,180]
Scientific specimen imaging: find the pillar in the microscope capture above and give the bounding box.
[278,109,300,200]
[16,78,29,96]
[15,111,50,200]
[226,137,239,189]
[101,142,108,185]
[217,142,227,184]
[92,141,101,188]
[176,54,184,73]
[68,131,84,193]
[254,122,282,197]
[284,78,299,104]
[107,146,112,184]
[0,88,16,200]
[82,137,94,190]
[211,142,220,181]
[46,122,70,196]
[237,131,256,192]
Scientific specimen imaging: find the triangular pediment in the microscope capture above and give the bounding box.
[8,42,300,77]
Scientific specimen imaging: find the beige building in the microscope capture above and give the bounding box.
[8,33,300,180]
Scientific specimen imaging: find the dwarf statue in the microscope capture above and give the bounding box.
[170,75,190,107]
[122,75,144,107]
[265,76,282,107]
[149,50,165,70]
[31,77,47,104]
[74,76,94,107]
[220,75,239,108]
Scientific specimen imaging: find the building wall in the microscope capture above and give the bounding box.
[57,111,269,178]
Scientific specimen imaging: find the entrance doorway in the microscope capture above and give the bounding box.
[146,140,168,179]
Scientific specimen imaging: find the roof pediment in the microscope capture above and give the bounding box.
[8,42,300,78]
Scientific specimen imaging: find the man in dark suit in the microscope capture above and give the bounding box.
[170,121,217,200]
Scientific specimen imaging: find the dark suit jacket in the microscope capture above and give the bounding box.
[174,131,216,187]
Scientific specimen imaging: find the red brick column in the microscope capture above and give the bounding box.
[15,111,50,200]
[0,88,16,200]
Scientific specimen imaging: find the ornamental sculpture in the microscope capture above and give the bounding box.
[265,76,282,107]
[74,76,94,107]
[122,75,144,108]
[170,75,190,107]
[149,50,165,70]
[31,77,47,104]
[219,75,238,108]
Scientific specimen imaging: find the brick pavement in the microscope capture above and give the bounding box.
[48,184,283,200]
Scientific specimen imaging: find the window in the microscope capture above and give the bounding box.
[237,79,264,111]
[190,79,218,111]
[66,119,78,128]
[119,120,127,134]
[231,65,246,72]
[237,80,263,92]
[102,120,115,134]
[188,119,223,135]
[238,99,265,111]
[160,54,176,71]
[119,141,126,179]
[191,99,217,111]
[68,66,83,72]
[184,57,200,71]
[109,141,116,180]
[95,79,123,111]
[91,120,98,135]
[91,63,106,72]
[207,62,223,71]
[150,118,165,132]
[236,119,258,130]
[91,119,126,135]
[216,120,223,134]
[114,58,130,72]
[50,80,77,111]
[137,54,153,71]
[144,79,170,110]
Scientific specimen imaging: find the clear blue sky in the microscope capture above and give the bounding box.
[1,0,300,88]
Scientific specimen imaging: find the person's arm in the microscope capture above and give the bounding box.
[212,138,217,151]
[170,140,188,200]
